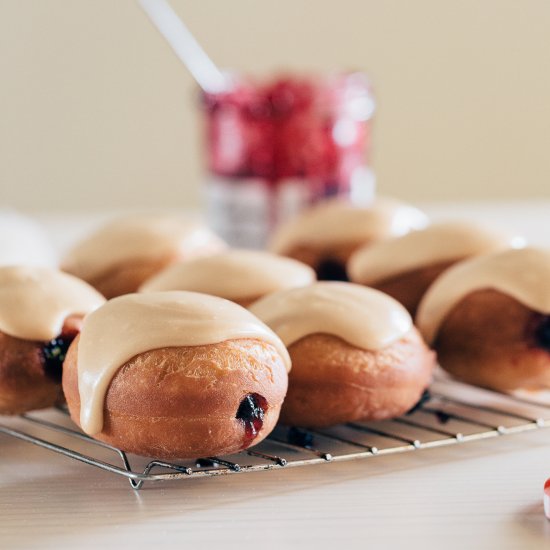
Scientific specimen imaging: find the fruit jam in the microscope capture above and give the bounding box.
[236,393,268,443]
[41,327,79,383]
[201,72,374,247]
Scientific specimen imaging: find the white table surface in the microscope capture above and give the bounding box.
[2,201,550,550]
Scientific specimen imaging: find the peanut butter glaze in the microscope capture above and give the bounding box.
[0,266,105,341]
[249,282,413,350]
[62,215,226,280]
[349,221,525,285]
[270,197,429,253]
[139,250,316,300]
[416,248,550,344]
[76,291,291,435]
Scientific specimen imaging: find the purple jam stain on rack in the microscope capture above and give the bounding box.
[406,389,432,415]
[435,410,452,424]
[196,458,218,468]
[287,427,314,448]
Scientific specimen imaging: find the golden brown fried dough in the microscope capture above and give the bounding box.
[63,337,288,459]
[280,330,435,427]
[435,289,550,392]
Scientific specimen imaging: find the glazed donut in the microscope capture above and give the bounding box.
[139,250,316,307]
[269,197,428,281]
[0,266,104,414]
[62,292,290,459]
[416,247,550,392]
[249,282,435,427]
[62,215,226,299]
[349,221,525,315]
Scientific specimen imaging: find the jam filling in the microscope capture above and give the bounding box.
[236,393,267,442]
[316,258,349,281]
[533,315,550,351]
[41,329,78,382]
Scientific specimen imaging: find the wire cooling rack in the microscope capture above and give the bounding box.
[1,377,550,490]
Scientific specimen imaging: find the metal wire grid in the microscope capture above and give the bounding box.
[1,378,550,490]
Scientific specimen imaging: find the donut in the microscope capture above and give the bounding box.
[139,250,316,307]
[416,247,550,392]
[0,210,57,267]
[269,197,428,281]
[62,292,290,459]
[0,266,105,414]
[249,282,435,427]
[349,221,525,315]
[62,215,226,298]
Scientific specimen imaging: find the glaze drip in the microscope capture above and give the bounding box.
[76,291,291,435]
[349,221,525,285]
[417,248,550,344]
[62,215,226,280]
[140,249,315,299]
[0,266,104,341]
[249,282,412,350]
[270,197,429,253]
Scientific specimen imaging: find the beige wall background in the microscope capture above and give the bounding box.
[1,0,549,211]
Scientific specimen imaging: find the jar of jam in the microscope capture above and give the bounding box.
[201,72,375,247]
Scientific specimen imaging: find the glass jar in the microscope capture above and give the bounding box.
[201,72,375,248]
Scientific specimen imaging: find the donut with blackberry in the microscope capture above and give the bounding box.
[0,266,104,414]
[62,291,290,459]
